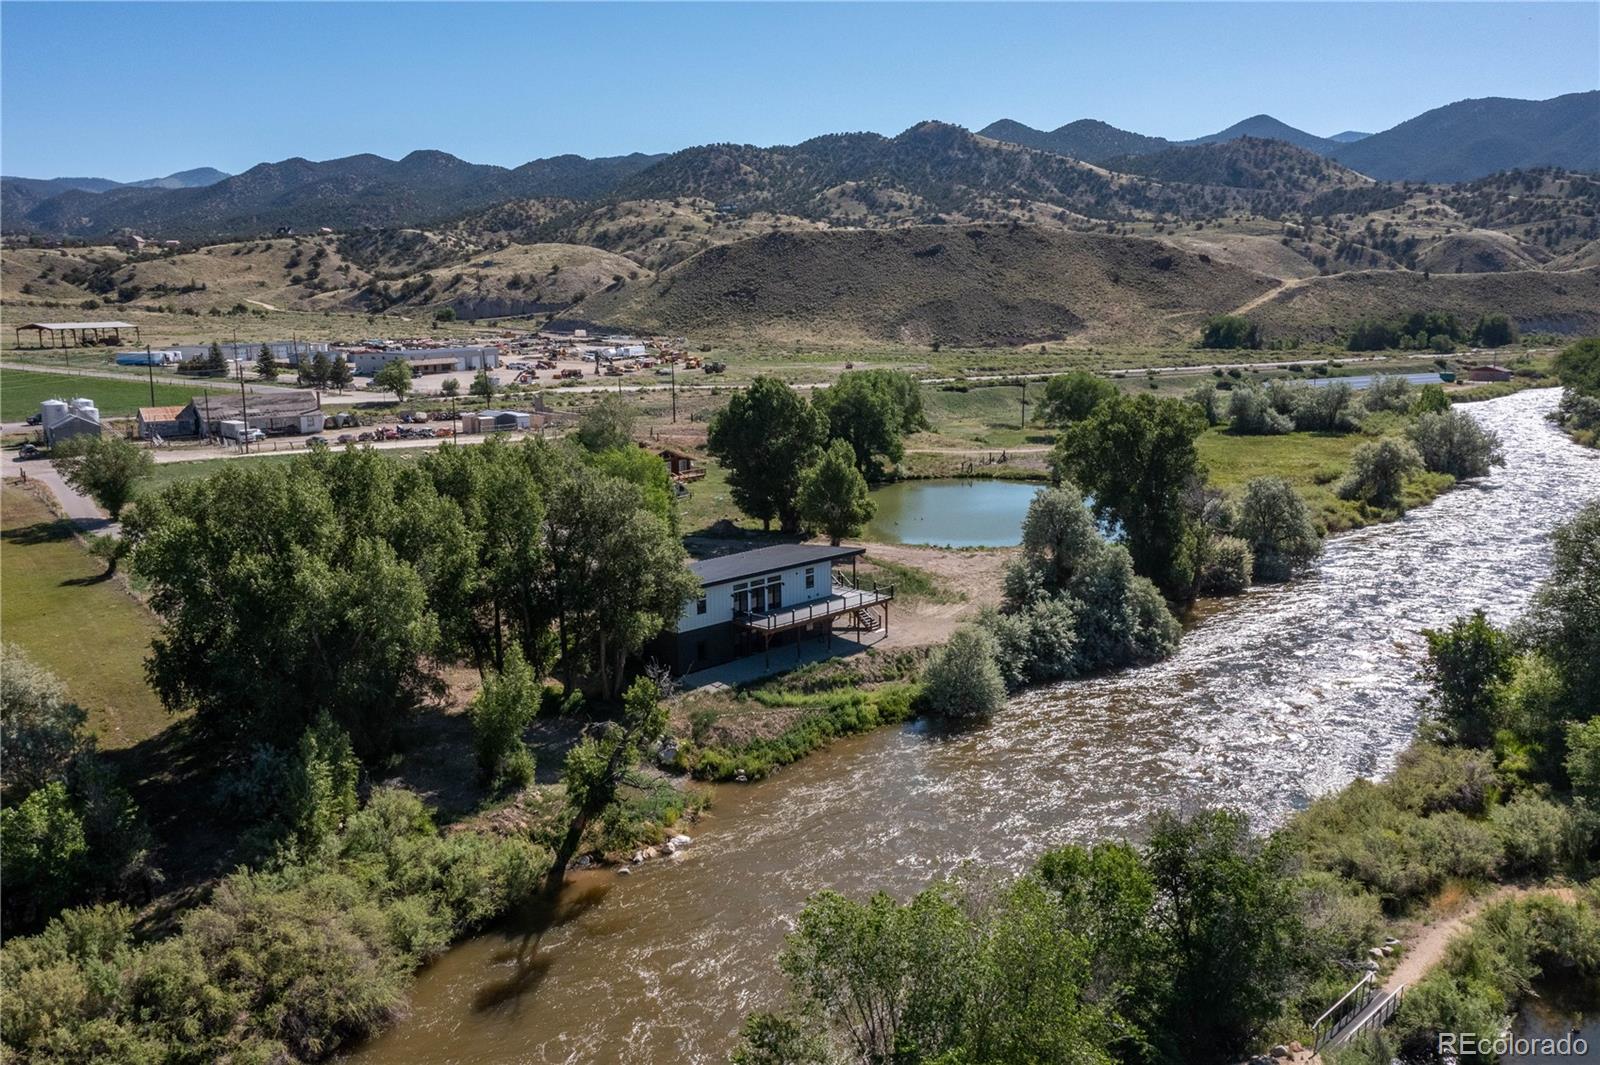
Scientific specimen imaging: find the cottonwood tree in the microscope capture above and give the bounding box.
[1336,437,1421,507]
[574,395,637,452]
[49,434,153,524]
[813,372,908,478]
[797,439,874,545]
[372,360,413,402]
[707,377,825,532]
[1053,394,1207,597]
[1405,410,1505,479]
[1036,371,1116,426]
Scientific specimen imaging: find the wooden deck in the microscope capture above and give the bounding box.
[734,585,894,634]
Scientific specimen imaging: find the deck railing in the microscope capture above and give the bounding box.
[733,585,894,632]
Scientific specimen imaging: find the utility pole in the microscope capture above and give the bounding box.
[670,356,677,423]
[1020,379,1028,430]
[146,344,156,406]
[236,361,251,454]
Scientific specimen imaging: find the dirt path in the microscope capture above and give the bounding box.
[860,542,1012,648]
[1225,276,1311,319]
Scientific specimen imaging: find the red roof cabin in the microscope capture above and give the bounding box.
[1467,365,1514,383]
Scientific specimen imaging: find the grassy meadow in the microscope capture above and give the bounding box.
[0,486,169,748]
[0,367,231,422]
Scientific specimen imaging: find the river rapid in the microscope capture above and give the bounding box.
[353,388,1599,1065]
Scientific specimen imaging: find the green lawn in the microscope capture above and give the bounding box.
[0,486,171,749]
[1,368,228,422]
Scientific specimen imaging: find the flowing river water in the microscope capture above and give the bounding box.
[354,388,1599,1065]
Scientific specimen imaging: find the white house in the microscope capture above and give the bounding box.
[650,544,894,674]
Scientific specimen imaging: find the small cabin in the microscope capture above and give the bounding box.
[1467,365,1514,383]
[659,448,703,481]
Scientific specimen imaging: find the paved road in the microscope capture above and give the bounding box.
[1,450,116,535]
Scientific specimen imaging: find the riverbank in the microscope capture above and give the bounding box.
[345,388,1599,1065]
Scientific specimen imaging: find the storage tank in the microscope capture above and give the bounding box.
[39,399,69,429]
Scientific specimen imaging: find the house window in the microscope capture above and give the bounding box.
[696,596,707,615]
[805,567,815,590]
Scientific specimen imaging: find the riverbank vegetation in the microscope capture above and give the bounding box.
[1552,336,1600,447]
[734,501,1600,1064]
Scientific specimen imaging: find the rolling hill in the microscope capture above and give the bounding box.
[582,224,1279,346]
[1103,138,1370,195]
[1182,115,1339,154]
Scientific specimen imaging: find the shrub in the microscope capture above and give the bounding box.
[1405,410,1505,479]
[1227,387,1292,435]
[1361,374,1413,413]
[1410,383,1450,415]
[1196,534,1252,595]
[923,628,1006,720]
[1187,384,1223,426]
[0,643,88,799]
[1489,795,1571,876]
[984,598,1082,689]
[1234,477,1322,581]
[1291,381,1359,432]
[1336,438,1422,507]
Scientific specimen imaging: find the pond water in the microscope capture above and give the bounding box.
[1504,991,1598,1063]
[351,389,1600,1065]
[862,478,1038,547]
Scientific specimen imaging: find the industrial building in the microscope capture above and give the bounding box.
[340,346,500,377]
[175,394,325,437]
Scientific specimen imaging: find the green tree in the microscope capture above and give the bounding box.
[813,372,907,478]
[372,359,413,402]
[434,307,456,322]
[1036,371,1117,426]
[49,434,153,523]
[327,355,354,394]
[126,458,442,755]
[1521,499,1600,718]
[1419,610,1515,748]
[796,439,874,545]
[1553,336,1600,397]
[0,643,89,798]
[470,369,497,402]
[1405,410,1505,479]
[1053,394,1207,596]
[281,713,360,860]
[468,647,538,790]
[922,627,1007,720]
[1142,809,1304,1060]
[1199,314,1262,350]
[1234,477,1322,581]
[1566,718,1600,805]
[1336,437,1422,507]
[707,377,826,532]
[550,677,668,887]
[1410,383,1451,415]
[574,395,636,452]
[307,350,332,389]
[1470,313,1517,348]
[441,377,461,398]
[255,344,279,381]
[0,781,88,926]
[584,444,678,532]
[206,341,228,374]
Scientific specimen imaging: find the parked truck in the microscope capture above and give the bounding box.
[218,419,265,443]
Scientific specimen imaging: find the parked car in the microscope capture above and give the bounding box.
[305,435,329,448]
[24,413,42,426]
[337,433,356,444]
[434,427,454,438]
[18,443,42,459]
[358,432,374,442]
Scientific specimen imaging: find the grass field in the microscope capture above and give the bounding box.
[1197,423,1453,532]
[0,486,170,748]
[1,367,229,422]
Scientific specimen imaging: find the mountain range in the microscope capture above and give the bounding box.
[2,91,1594,242]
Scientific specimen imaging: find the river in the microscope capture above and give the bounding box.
[353,388,1599,1065]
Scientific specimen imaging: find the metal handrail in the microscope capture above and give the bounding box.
[734,585,895,631]
[1312,971,1374,1048]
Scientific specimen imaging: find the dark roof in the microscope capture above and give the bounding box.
[187,394,321,418]
[689,544,864,586]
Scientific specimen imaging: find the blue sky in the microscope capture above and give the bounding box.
[3,2,1596,181]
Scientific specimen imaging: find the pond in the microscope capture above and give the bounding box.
[862,478,1039,547]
